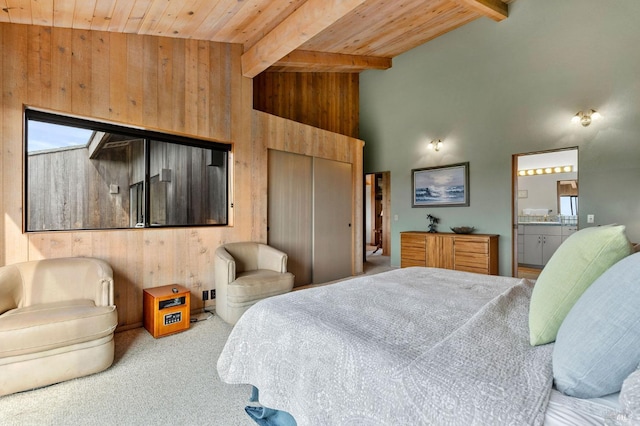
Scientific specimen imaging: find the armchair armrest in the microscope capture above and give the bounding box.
[0,265,22,314]
[97,275,115,307]
[215,247,237,284]
[90,259,115,307]
[257,244,288,273]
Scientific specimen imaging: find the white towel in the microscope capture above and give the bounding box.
[523,208,550,216]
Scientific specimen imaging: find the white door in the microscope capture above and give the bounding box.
[312,157,353,283]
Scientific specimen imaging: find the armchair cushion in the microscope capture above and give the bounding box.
[16,257,114,307]
[228,270,296,305]
[256,245,289,273]
[223,243,260,273]
[0,300,117,358]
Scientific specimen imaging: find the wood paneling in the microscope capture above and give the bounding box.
[1,22,364,330]
[0,0,508,73]
[0,23,252,329]
[254,110,364,276]
[253,72,359,138]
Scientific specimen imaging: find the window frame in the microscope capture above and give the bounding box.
[24,109,231,232]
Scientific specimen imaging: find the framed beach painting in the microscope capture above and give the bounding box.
[412,162,469,207]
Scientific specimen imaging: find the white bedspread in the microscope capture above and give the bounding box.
[217,267,554,425]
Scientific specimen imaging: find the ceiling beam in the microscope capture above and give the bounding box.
[453,0,508,22]
[270,50,392,73]
[241,0,367,78]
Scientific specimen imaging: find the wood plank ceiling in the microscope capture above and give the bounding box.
[0,0,511,77]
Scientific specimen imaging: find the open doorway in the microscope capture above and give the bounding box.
[512,148,579,279]
[365,172,391,268]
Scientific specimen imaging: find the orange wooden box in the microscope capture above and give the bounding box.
[143,284,191,338]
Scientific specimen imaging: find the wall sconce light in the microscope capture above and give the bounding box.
[572,109,601,127]
[428,139,443,151]
[518,165,573,176]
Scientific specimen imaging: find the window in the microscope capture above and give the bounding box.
[25,110,230,231]
[557,180,578,216]
[559,196,578,216]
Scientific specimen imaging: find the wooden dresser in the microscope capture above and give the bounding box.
[400,231,499,275]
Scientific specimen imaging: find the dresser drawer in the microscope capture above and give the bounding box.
[454,239,488,255]
[401,248,425,262]
[401,233,426,249]
[455,251,489,270]
[400,233,426,266]
[453,235,497,275]
[454,264,489,275]
[401,258,427,268]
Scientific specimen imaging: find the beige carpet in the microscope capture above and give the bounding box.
[0,314,254,426]
[364,253,393,275]
[0,260,396,426]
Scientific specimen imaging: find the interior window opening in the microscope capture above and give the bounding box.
[25,109,230,232]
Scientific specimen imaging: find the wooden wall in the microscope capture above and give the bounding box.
[253,72,359,138]
[0,23,255,330]
[253,110,364,275]
[0,23,364,330]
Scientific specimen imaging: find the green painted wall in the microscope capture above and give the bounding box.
[360,0,640,274]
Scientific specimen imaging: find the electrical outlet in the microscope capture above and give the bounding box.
[587,214,595,224]
[202,290,209,301]
[211,289,216,299]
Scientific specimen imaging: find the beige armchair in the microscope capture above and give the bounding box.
[0,257,118,396]
[215,242,294,325]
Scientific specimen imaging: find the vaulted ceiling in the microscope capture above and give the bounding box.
[0,0,511,77]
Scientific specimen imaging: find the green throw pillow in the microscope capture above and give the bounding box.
[529,224,631,346]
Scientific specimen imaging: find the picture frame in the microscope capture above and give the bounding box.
[411,162,470,207]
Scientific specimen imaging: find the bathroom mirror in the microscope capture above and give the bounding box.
[516,149,578,224]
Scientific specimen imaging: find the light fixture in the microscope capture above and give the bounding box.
[518,165,573,176]
[428,139,443,151]
[572,109,601,127]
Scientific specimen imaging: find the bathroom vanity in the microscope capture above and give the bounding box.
[518,223,578,267]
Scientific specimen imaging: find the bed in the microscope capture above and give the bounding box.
[218,225,640,426]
